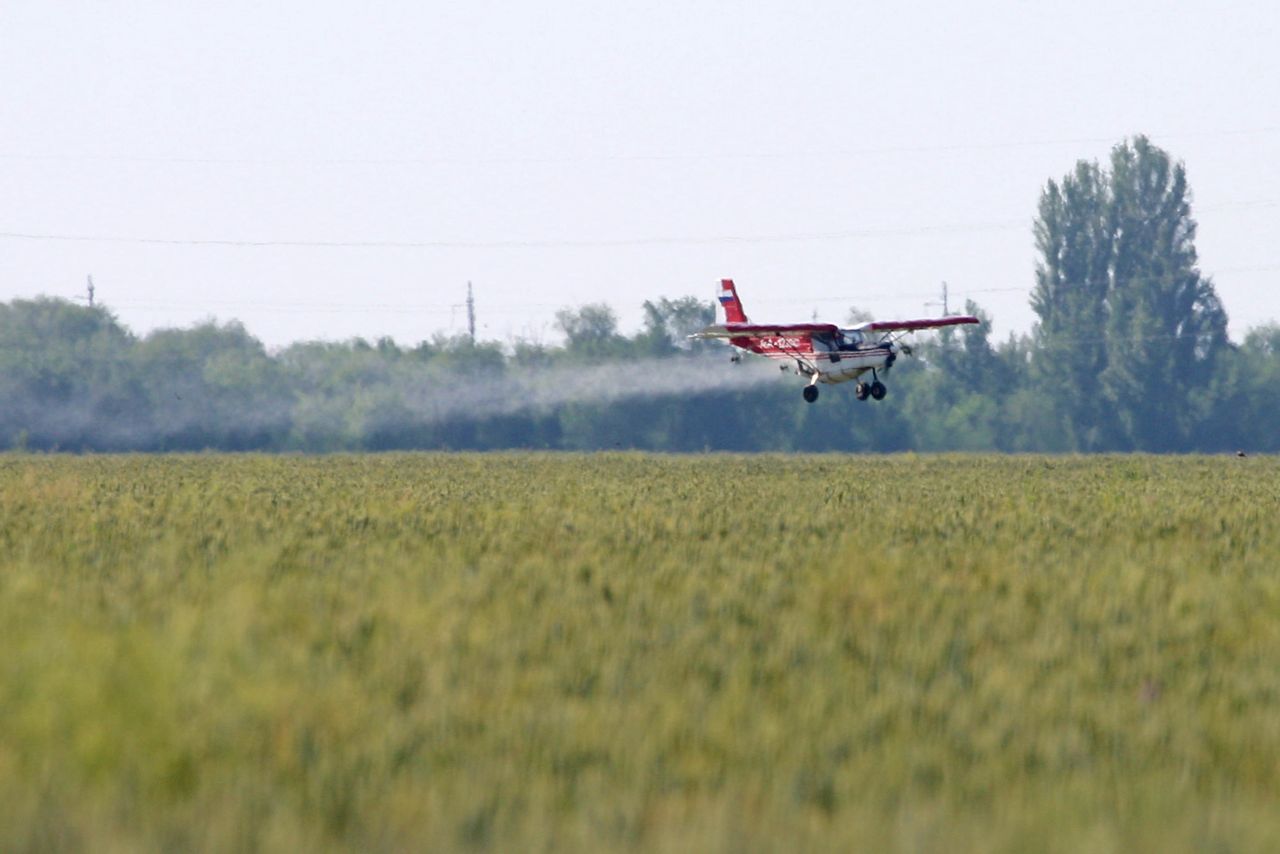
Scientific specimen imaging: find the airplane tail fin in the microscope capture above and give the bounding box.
[718,278,748,323]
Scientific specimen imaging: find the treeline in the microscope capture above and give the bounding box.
[1,291,1276,454]
[2,136,1277,453]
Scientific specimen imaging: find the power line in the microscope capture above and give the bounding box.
[0,219,1032,249]
[1,199,1273,253]
[75,285,1022,314]
[1,125,1277,167]
[74,264,1280,318]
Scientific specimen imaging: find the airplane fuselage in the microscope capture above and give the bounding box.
[728,331,894,384]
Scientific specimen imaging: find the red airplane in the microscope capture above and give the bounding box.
[692,278,979,402]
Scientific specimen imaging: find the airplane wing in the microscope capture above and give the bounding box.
[849,315,981,333]
[690,322,840,339]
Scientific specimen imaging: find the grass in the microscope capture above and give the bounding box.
[1,453,1279,852]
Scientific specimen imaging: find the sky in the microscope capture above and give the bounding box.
[2,0,1278,349]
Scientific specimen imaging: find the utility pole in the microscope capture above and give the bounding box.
[925,281,949,316]
[466,281,476,343]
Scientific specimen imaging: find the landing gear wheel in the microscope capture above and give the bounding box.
[854,382,870,401]
[869,381,887,401]
[802,385,819,403]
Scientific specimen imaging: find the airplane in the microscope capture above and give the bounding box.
[691,279,980,403]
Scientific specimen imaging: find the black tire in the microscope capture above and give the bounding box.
[854,382,870,401]
[803,385,819,403]
[870,380,887,400]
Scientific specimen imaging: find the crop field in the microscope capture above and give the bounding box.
[2,454,1280,852]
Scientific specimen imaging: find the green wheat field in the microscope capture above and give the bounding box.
[2,453,1279,852]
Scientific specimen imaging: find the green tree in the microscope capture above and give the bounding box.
[1099,138,1229,449]
[846,307,874,325]
[1205,324,1280,453]
[1030,159,1115,449]
[635,296,716,356]
[929,301,1010,394]
[1030,137,1228,450]
[555,304,627,359]
[0,298,143,449]
[134,320,286,449]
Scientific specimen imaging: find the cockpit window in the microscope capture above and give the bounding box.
[839,331,863,350]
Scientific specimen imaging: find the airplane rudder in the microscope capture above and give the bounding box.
[718,278,748,323]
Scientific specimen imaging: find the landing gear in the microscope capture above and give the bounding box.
[802,385,819,403]
[855,380,887,401]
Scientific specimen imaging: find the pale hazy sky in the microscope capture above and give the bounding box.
[3,1,1278,348]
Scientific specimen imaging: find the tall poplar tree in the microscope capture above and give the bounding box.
[1030,137,1228,450]
[1031,160,1115,449]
